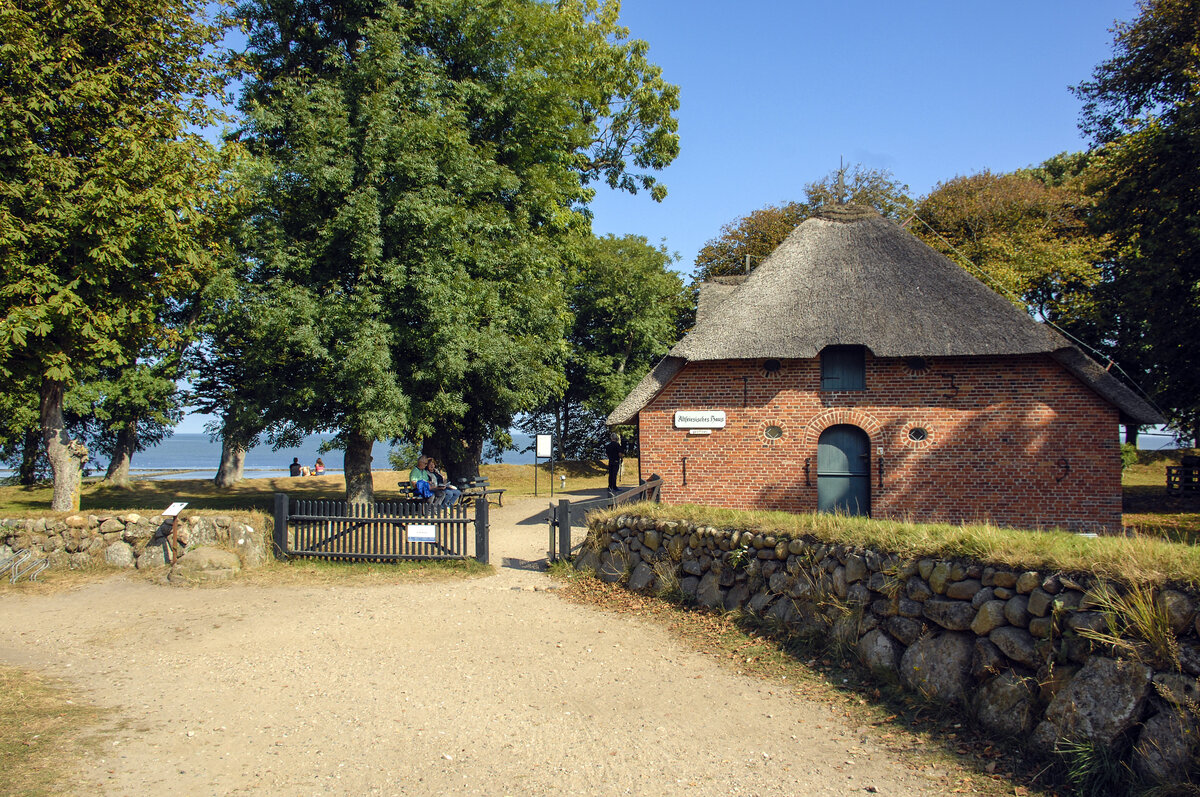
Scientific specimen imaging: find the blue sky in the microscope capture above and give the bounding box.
[586,0,1136,273]
[177,0,1136,433]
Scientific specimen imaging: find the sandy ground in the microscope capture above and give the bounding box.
[0,495,955,796]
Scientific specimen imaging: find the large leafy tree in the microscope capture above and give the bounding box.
[1073,0,1200,443]
[236,0,680,501]
[518,233,689,460]
[911,159,1108,327]
[694,165,913,281]
[0,0,239,508]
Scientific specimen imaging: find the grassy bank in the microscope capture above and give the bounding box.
[592,500,1200,589]
[0,460,637,516]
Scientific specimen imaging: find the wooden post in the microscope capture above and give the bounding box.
[474,496,489,564]
[273,492,290,560]
[558,499,571,562]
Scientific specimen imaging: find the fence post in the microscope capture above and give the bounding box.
[273,492,290,560]
[474,496,489,565]
[557,499,571,562]
[547,503,557,561]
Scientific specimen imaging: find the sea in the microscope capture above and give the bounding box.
[1,431,538,481]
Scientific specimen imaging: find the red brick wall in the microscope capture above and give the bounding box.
[637,353,1122,532]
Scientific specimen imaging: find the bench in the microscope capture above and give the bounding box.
[1167,458,1200,494]
[456,478,507,507]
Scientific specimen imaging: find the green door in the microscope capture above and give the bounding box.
[817,425,870,516]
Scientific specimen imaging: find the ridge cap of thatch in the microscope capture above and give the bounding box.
[813,203,879,223]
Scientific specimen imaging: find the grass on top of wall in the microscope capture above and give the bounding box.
[590,501,1200,591]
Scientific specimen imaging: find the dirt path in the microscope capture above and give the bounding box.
[0,496,954,796]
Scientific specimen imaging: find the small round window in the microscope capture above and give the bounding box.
[908,427,928,442]
[904,357,930,375]
[759,359,782,378]
[764,425,784,440]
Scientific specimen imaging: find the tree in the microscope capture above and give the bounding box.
[1072,0,1200,443]
[78,360,185,485]
[517,233,689,460]
[0,0,239,508]
[236,0,681,501]
[911,162,1108,327]
[694,165,913,281]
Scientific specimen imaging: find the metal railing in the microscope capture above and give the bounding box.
[547,475,663,562]
[274,494,490,563]
[1,550,50,583]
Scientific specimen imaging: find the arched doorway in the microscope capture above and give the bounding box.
[817,425,870,516]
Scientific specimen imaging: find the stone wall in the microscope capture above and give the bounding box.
[637,353,1121,532]
[1,512,270,574]
[577,513,1200,784]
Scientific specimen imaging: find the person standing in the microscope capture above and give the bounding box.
[604,433,623,493]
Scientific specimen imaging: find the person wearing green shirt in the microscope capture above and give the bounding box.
[409,455,440,502]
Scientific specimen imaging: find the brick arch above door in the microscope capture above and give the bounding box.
[804,408,883,446]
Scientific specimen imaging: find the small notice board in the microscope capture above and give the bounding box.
[163,502,188,517]
[407,523,436,543]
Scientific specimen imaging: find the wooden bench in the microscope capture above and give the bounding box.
[456,478,507,507]
[1167,458,1200,494]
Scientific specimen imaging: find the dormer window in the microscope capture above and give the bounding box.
[821,346,865,391]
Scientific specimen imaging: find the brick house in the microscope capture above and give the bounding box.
[609,204,1160,532]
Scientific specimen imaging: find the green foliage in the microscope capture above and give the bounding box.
[912,164,1107,326]
[1072,0,1200,442]
[1054,736,1134,797]
[518,233,689,460]
[1122,443,1140,470]
[0,0,239,384]
[235,0,680,487]
[694,165,913,281]
[0,0,242,506]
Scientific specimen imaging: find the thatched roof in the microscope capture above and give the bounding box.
[694,275,744,326]
[609,206,1161,426]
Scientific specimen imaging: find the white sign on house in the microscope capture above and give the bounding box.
[407,523,436,543]
[674,410,726,429]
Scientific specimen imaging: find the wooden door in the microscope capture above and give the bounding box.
[817,425,870,516]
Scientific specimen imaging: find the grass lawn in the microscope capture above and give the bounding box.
[1122,448,1200,543]
[0,459,635,517]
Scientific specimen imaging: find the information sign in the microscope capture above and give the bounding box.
[163,502,188,517]
[407,523,436,543]
[673,410,726,429]
[536,434,552,459]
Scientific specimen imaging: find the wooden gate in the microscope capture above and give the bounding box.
[273,494,489,563]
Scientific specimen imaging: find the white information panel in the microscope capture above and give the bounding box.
[536,434,553,458]
[163,502,188,517]
[407,523,436,543]
[673,410,726,429]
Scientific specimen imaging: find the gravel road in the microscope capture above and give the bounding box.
[0,496,954,796]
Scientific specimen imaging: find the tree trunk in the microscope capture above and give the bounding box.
[104,423,138,485]
[18,427,40,485]
[432,432,482,482]
[344,429,375,504]
[40,379,86,511]
[1124,425,1140,446]
[213,437,246,488]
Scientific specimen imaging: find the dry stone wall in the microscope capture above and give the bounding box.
[1,512,268,575]
[577,513,1200,785]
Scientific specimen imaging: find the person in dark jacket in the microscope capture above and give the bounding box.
[604,433,623,493]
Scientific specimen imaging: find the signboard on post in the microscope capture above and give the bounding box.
[534,434,554,497]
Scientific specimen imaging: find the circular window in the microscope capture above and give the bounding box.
[908,427,928,442]
[904,357,930,375]
[764,424,783,440]
[759,359,782,378]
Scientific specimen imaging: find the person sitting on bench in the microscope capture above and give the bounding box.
[409,455,443,504]
[425,457,461,506]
